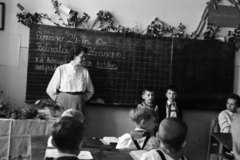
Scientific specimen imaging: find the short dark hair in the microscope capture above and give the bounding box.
[158,118,188,151]
[129,106,157,125]
[228,94,240,106]
[166,85,179,94]
[68,46,88,60]
[142,87,155,95]
[51,116,85,152]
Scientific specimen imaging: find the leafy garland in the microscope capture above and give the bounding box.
[15,0,240,41]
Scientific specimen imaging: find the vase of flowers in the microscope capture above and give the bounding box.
[34,98,63,119]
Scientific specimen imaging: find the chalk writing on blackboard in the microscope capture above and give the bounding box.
[26,25,173,105]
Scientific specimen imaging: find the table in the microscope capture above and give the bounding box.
[0,119,56,160]
[212,133,232,151]
[211,133,234,160]
[45,137,133,160]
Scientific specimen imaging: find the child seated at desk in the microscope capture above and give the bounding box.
[47,108,84,148]
[116,106,159,150]
[140,118,188,160]
[218,93,240,133]
[50,116,85,160]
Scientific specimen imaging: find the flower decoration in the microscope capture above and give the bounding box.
[226,25,240,43]
[75,12,91,28]
[16,12,42,27]
[91,10,115,30]
[203,23,220,40]
[6,107,38,119]
[116,25,133,33]
[147,18,165,37]
[225,25,240,50]
[172,23,190,39]
[0,91,10,114]
[34,98,63,111]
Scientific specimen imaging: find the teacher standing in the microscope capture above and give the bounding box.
[46,46,94,114]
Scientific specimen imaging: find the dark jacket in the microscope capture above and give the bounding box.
[158,101,182,123]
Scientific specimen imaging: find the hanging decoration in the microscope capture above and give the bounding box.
[16,0,236,40]
[16,3,42,27]
[203,23,220,40]
[146,18,165,37]
[90,10,114,30]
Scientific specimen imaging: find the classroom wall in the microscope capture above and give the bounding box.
[0,0,238,160]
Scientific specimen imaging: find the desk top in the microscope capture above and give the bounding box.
[46,138,133,160]
[212,133,232,150]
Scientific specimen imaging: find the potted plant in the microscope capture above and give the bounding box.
[34,99,63,119]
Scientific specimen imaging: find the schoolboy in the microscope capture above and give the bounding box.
[116,106,159,150]
[140,118,188,160]
[218,93,240,133]
[138,87,159,113]
[47,108,85,148]
[231,114,240,160]
[51,116,85,160]
[159,85,182,123]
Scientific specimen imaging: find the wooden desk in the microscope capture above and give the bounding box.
[212,133,232,150]
[211,133,234,160]
[45,138,133,160]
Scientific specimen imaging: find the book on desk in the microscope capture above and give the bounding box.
[101,137,119,145]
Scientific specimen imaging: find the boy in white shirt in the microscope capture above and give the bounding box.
[218,94,240,133]
[140,118,188,160]
[116,106,159,150]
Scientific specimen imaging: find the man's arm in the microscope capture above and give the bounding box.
[46,68,61,101]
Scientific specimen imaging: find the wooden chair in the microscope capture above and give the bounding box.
[206,118,234,160]
[206,117,221,160]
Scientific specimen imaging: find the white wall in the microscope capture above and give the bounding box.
[0,0,238,160]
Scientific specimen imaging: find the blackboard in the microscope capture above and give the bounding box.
[26,25,172,105]
[172,39,235,109]
[26,25,235,109]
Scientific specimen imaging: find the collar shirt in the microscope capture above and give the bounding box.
[166,101,177,118]
[116,128,159,150]
[46,63,94,101]
[138,102,158,112]
[218,109,236,133]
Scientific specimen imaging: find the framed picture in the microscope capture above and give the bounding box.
[0,3,5,30]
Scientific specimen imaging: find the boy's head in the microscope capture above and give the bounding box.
[231,114,240,160]
[142,87,155,104]
[51,116,85,155]
[165,85,179,103]
[226,94,239,113]
[157,118,188,153]
[62,108,84,123]
[129,106,157,133]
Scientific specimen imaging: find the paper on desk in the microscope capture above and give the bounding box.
[45,149,93,159]
[78,151,93,159]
